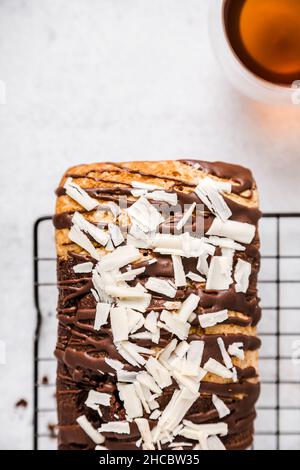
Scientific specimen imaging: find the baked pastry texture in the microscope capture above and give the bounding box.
[54,160,261,450]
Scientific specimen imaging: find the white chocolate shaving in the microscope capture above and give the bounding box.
[118,288,151,313]
[64,178,99,211]
[85,390,111,410]
[116,341,150,368]
[129,223,152,241]
[173,372,201,395]
[130,331,152,340]
[207,219,255,244]
[186,271,205,282]
[152,233,214,258]
[232,367,238,383]
[127,308,144,334]
[187,341,205,367]
[189,312,197,323]
[153,388,199,442]
[110,306,129,342]
[135,418,155,450]
[176,202,196,231]
[73,262,94,273]
[131,181,160,190]
[117,370,138,383]
[163,301,182,310]
[91,288,100,302]
[183,234,214,258]
[99,245,141,272]
[104,357,124,371]
[174,341,190,358]
[69,225,100,261]
[117,267,145,282]
[127,231,152,250]
[198,309,228,328]
[144,311,158,333]
[207,435,226,450]
[128,196,164,233]
[171,255,187,287]
[180,420,228,438]
[152,233,182,251]
[134,381,151,414]
[234,258,251,293]
[221,247,235,262]
[137,371,162,395]
[159,310,190,340]
[105,285,149,299]
[108,223,124,247]
[104,238,114,252]
[73,212,110,246]
[206,256,232,290]
[98,422,130,434]
[145,278,177,298]
[195,177,232,221]
[152,328,160,345]
[130,189,148,198]
[145,190,178,206]
[203,358,233,379]
[212,394,230,419]
[228,342,245,360]
[76,415,104,444]
[149,410,161,420]
[131,188,177,206]
[117,383,143,419]
[196,253,210,276]
[94,303,110,331]
[177,293,200,323]
[146,357,172,389]
[195,239,216,276]
[217,337,233,369]
[169,442,192,448]
[142,386,160,411]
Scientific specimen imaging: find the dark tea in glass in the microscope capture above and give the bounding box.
[224,0,300,85]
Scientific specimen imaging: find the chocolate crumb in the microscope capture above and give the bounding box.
[15,399,28,408]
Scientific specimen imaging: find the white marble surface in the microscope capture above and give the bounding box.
[0,0,300,450]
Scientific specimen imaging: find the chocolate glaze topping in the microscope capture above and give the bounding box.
[54,160,261,450]
[179,159,255,194]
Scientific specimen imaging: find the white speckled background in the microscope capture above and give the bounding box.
[0,0,299,450]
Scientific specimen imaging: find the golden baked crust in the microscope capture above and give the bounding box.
[54,159,261,450]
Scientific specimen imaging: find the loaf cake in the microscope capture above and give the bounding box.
[54,159,261,450]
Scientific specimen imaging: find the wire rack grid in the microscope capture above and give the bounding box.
[33,214,300,450]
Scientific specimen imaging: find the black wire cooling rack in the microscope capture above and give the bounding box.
[33,214,300,450]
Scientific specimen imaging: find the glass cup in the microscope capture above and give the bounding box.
[209,0,300,106]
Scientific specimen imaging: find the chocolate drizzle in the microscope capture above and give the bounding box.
[54,159,262,450]
[179,159,255,194]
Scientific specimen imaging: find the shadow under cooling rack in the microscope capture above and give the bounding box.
[33,213,300,450]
